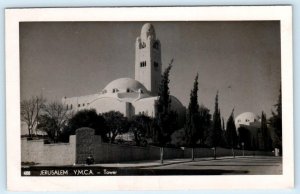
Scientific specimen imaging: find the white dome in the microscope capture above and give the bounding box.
[235,112,259,128]
[141,23,156,41]
[102,78,149,94]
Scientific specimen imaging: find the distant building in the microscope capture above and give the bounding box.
[235,112,260,128]
[235,112,272,150]
[62,23,186,123]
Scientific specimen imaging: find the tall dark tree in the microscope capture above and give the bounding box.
[221,117,228,147]
[155,59,177,145]
[225,109,238,156]
[62,109,107,142]
[102,111,129,143]
[269,87,282,152]
[185,73,200,146]
[222,117,225,131]
[261,111,272,151]
[207,91,223,159]
[199,105,212,145]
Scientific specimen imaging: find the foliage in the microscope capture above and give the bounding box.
[37,101,71,142]
[20,95,46,137]
[269,87,282,150]
[157,59,173,115]
[170,128,186,146]
[261,111,272,150]
[206,91,224,148]
[185,73,200,146]
[129,114,153,146]
[37,115,57,141]
[155,59,178,145]
[62,109,107,142]
[238,126,252,150]
[225,109,238,148]
[198,105,212,145]
[102,111,129,143]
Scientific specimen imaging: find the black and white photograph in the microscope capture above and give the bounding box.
[6,6,293,190]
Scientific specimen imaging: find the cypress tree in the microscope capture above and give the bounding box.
[155,59,176,145]
[225,109,238,156]
[261,111,271,151]
[185,73,200,146]
[269,87,282,152]
[207,91,223,159]
[198,105,211,145]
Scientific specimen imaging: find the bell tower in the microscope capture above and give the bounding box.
[135,23,162,96]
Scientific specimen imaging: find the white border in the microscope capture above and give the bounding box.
[5,6,293,191]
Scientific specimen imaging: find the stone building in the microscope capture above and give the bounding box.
[62,23,186,122]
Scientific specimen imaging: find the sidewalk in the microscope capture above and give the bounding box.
[83,156,250,168]
[33,155,270,168]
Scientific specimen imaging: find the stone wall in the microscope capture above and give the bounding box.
[21,127,275,165]
[93,143,160,163]
[76,127,102,164]
[21,135,76,165]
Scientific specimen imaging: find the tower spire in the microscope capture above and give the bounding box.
[135,23,162,95]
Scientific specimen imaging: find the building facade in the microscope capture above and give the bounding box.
[62,23,186,121]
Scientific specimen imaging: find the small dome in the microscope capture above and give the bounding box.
[103,78,148,94]
[141,23,156,41]
[235,112,259,128]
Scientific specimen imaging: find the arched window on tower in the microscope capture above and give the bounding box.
[153,42,159,49]
[140,42,146,49]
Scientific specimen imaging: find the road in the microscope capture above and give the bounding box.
[140,156,282,175]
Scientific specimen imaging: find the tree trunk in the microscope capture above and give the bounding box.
[160,147,164,164]
[28,127,32,138]
[111,133,117,143]
[214,147,217,159]
[192,147,195,161]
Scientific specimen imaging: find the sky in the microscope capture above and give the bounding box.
[20,21,281,120]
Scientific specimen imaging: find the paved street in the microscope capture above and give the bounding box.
[140,156,282,175]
